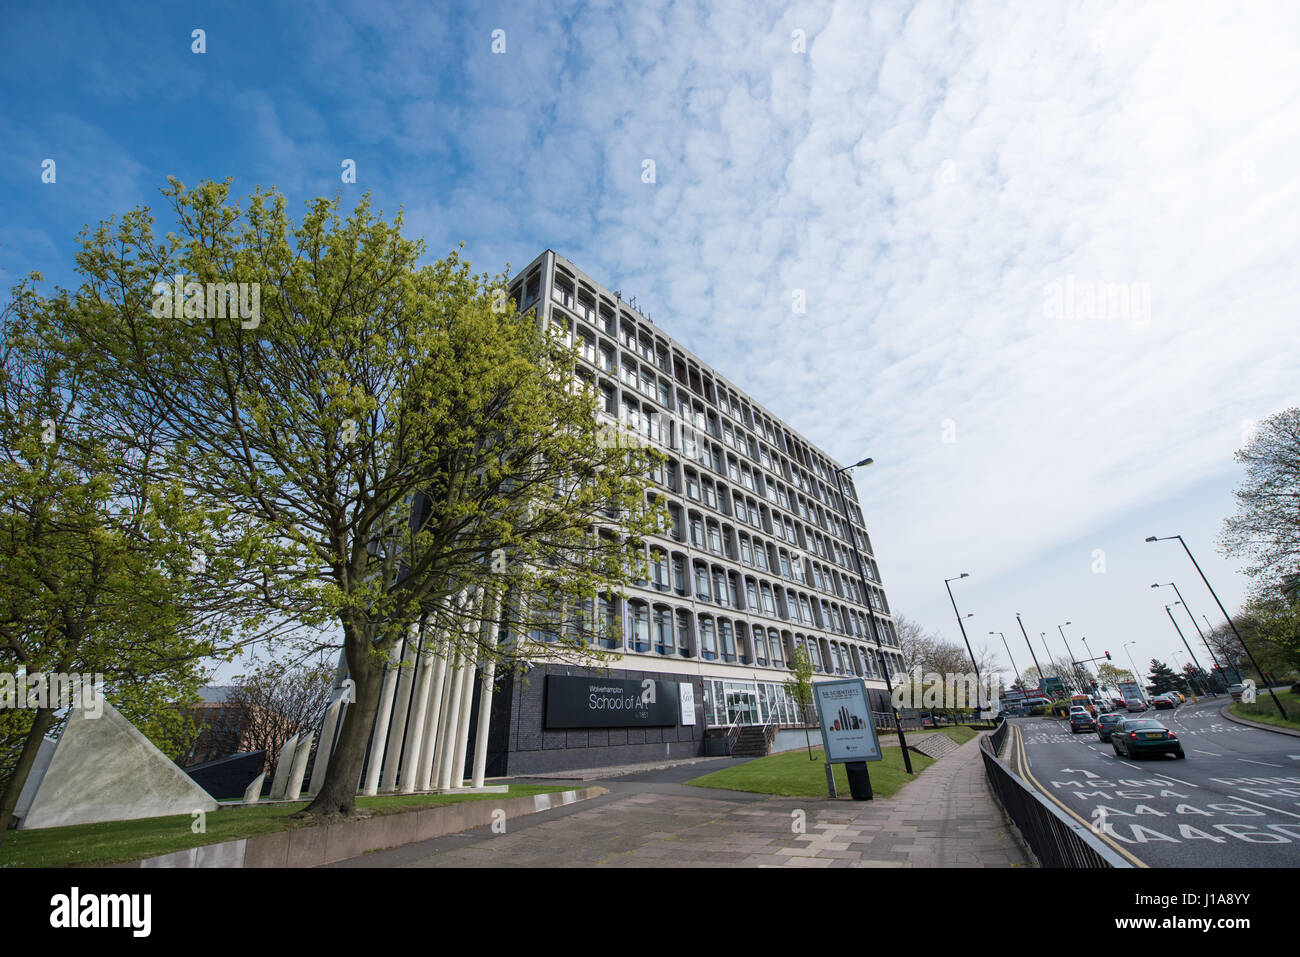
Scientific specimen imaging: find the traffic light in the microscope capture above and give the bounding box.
[1104,651,1111,660]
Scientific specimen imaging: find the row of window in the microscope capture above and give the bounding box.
[525,263,871,526]
[525,592,905,681]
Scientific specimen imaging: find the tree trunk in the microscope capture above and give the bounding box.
[298,633,383,818]
[0,707,56,847]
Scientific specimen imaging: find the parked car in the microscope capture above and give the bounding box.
[1096,712,1126,742]
[1111,718,1185,759]
[1069,711,1096,733]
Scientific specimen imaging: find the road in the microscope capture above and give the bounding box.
[1007,696,1300,867]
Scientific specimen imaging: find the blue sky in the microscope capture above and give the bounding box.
[3,0,1298,684]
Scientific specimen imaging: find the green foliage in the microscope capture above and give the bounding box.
[18,178,666,811]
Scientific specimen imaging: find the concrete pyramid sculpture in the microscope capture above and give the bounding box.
[21,699,219,830]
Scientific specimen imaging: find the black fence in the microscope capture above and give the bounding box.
[979,725,1130,868]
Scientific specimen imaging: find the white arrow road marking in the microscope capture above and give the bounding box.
[1229,795,1300,819]
[1239,758,1285,768]
[1061,768,1098,777]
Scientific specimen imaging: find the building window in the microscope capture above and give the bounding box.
[650,548,669,591]
[694,562,711,601]
[654,607,675,656]
[672,554,687,595]
[700,616,717,660]
[719,620,736,662]
[627,601,650,653]
[676,610,693,657]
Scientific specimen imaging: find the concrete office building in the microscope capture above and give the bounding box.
[473,250,906,775]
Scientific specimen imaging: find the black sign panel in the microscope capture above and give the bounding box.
[545,675,680,729]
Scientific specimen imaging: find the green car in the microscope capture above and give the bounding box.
[1111,718,1185,759]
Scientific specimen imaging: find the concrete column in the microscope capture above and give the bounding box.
[307,698,343,795]
[436,652,469,790]
[398,625,436,793]
[471,617,501,788]
[450,653,478,789]
[269,733,299,800]
[415,633,449,791]
[380,625,420,791]
[285,732,315,801]
[362,641,402,796]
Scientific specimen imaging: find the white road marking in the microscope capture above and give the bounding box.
[1229,795,1300,820]
[1192,749,1221,756]
[1120,761,1141,770]
[1239,758,1285,768]
[1152,773,1199,789]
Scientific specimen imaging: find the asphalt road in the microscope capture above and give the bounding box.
[1007,696,1300,867]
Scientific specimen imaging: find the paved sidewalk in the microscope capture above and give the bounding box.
[330,732,1032,868]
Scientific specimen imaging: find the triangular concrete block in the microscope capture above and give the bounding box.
[21,699,218,830]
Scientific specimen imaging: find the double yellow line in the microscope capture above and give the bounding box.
[1010,722,1148,868]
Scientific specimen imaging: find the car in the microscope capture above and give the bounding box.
[1110,698,1127,711]
[1228,683,1245,701]
[1125,698,1147,712]
[1069,711,1096,733]
[1153,694,1175,710]
[1111,718,1185,759]
[1096,712,1126,742]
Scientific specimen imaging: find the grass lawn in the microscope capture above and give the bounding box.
[0,784,571,868]
[686,745,935,798]
[1229,689,1300,733]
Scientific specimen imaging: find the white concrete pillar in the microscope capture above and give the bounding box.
[286,732,315,800]
[450,653,478,789]
[436,652,469,790]
[308,698,344,795]
[270,733,299,800]
[470,617,501,788]
[398,627,436,793]
[415,634,449,791]
[362,641,403,796]
[380,625,419,791]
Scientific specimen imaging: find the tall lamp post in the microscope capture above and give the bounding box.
[1146,534,1287,718]
[1016,614,1046,694]
[1152,582,1223,689]
[944,574,985,721]
[1123,641,1143,700]
[991,631,1021,713]
[1162,602,1207,695]
[1056,621,1078,693]
[1039,632,1059,688]
[1080,635,1100,693]
[831,457,912,773]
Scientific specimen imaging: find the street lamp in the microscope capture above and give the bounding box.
[1016,614,1046,695]
[1152,582,1223,689]
[944,574,985,721]
[991,631,1021,706]
[1123,641,1143,698]
[1039,632,1059,686]
[1146,534,1287,718]
[831,457,913,774]
[1161,602,1208,696]
[1056,621,1078,693]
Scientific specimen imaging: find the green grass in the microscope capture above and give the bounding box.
[0,784,571,868]
[1229,689,1300,733]
[686,745,935,798]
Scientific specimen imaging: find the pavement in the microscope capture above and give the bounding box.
[327,732,1033,868]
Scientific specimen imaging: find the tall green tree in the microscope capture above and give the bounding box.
[0,287,249,843]
[1221,407,1300,587]
[35,179,662,817]
[784,644,816,759]
[1145,659,1181,695]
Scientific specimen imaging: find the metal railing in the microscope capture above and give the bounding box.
[979,727,1130,868]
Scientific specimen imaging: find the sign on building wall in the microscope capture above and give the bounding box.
[545,675,681,729]
[813,678,882,763]
[679,682,696,726]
